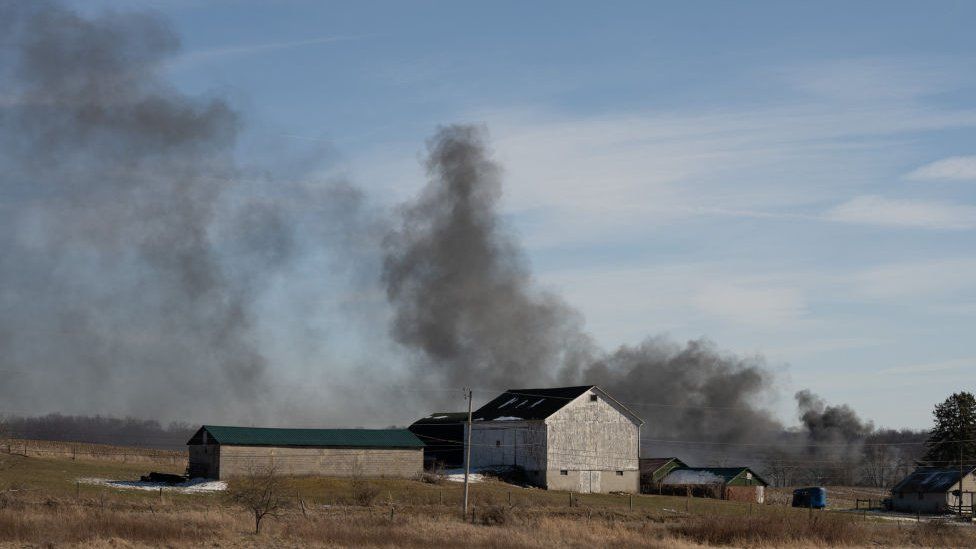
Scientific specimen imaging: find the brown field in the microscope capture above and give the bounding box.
[1,443,974,548]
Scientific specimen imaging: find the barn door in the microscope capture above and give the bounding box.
[577,471,601,493]
[578,471,591,493]
[501,429,516,465]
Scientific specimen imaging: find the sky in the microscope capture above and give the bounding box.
[65,0,975,429]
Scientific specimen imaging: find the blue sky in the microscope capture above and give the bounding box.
[76,0,975,429]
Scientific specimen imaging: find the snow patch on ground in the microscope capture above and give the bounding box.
[78,477,227,493]
[441,469,484,483]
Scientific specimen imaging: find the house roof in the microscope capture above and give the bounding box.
[472,385,595,421]
[662,467,768,486]
[892,467,976,494]
[187,425,424,448]
[639,457,687,474]
[410,412,468,426]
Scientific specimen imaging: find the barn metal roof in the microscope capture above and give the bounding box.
[639,457,687,474]
[472,385,644,424]
[472,385,594,421]
[891,467,976,494]
[410,412,468,426]
[663,467,769,486]
[187,425,424,448]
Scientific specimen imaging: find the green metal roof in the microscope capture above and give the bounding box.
[189,425,424,448]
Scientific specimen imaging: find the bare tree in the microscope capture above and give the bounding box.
[228,465,284,534]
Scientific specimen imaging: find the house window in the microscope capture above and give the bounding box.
[616,470,624,476]
[560,470,568,476]
[589,394,598,402]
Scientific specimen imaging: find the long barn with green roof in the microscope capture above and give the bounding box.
[187,425,424,479]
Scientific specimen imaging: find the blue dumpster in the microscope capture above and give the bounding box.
[792,487,827,509]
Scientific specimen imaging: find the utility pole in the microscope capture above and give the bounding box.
[960,440,964,516]
[463,388,473,520]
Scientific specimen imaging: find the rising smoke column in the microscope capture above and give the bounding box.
[383,124,785,449]
[383,125,589,390]
[0,2,293,421]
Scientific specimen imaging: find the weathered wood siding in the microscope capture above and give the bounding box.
[545,389,640,493]
[468,388,641,493]
[468,421,548,477]
[198,446,422,480]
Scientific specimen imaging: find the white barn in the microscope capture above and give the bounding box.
[466,385,643,493]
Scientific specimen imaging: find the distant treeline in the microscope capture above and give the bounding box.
[762,428,929,488]
[1,413,195,450]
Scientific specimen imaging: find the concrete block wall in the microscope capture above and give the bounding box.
[211,445,423,479]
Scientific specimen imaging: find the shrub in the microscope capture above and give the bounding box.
[351,478,380,506]
[476,505,510,526]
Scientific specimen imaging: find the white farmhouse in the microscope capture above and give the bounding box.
[466,385,643,493]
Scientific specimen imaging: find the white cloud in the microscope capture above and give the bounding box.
[878,357,975,375]
[907,155,976,181]
[693,283,806,327]
[169,35,360,70]
[824,195,976,230]
[785,57,970,102]
[851,258,976,300]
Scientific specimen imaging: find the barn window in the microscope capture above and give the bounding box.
[560,470,568,476]
[918,492,923,500]
[495,440,501,447]
[589,394,598,402]
[616,470,624,476]
[746,472,752,480]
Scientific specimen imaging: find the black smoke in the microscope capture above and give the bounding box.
[383,125,586,391]
[0,3,895,479]
[383,125,783,450]
[796,389,874,444]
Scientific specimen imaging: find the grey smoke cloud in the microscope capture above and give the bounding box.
[796,389,874,443]
[0,2,884,468]
[383,125,586,391]
[382,125,785,449]
[0,1,290,422]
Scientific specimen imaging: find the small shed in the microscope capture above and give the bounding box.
[661,467,768,503]
[187,425,424,480]
[639,457,687,493]
[890,467,976,514]
[408,412,466,469]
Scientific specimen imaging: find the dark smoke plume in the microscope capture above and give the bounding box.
[383,125,587,391]
[0,2,293,422]
[383,125,783,450]
[796,389,874,444]
[0,3,887,472]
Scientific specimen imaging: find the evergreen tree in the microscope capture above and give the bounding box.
[922,392,976,467]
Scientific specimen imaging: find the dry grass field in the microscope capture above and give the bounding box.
[1,443,974,548]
